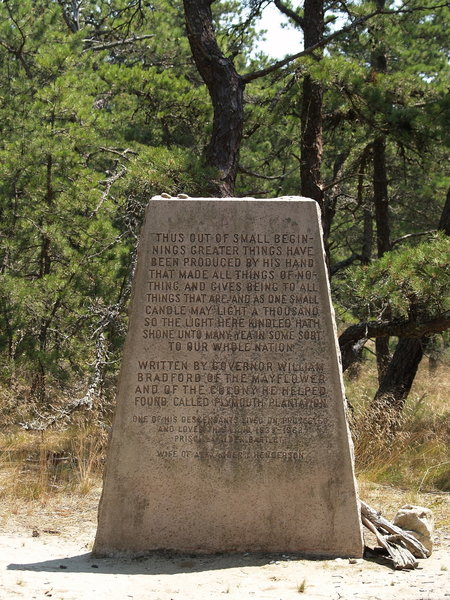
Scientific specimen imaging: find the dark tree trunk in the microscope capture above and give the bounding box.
[300,0,327,233]
[183,0,244,196]
[373,135,392,380]
[371,0,391,379]
[370,337,428,434]
[339,312,450,372]
[373,137,391,257]
[33,152,55,402]
[438,186,450,235]
[273,0,329,250]
[362,206,373,263]
[300,75,323,205]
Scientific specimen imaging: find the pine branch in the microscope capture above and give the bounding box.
[273,0,304,28]
[243,12,378,82]
[243,2,449,83]
[391,230,437,246]
[82,34,155,52]
[238,165,290,180]
[339,312,450,372]
[330,253,362,274]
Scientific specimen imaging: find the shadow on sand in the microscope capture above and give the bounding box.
[7,550,335,576]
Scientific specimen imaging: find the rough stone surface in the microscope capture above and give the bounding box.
[393,504,434,554]
[93,197,363,558]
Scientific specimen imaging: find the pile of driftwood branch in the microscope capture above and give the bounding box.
[361,501,430,569]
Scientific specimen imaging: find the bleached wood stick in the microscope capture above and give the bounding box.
[360,500,429,569]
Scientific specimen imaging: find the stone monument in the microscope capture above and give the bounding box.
[93,196,364,557]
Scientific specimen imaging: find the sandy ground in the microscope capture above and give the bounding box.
[1,487,449,600]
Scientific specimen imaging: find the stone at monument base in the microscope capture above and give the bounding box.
[393,505,434,555]
[94,465,362,557]
[93,197,364,558]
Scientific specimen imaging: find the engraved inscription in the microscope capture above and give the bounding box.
[129,226,336,463]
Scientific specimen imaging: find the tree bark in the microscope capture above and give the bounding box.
[373,135,392,379]
[273,0,327,232]
[33,152,55,402]
[300,76,324,205]
[183,0,244,196]
[373,137,391,257]
[300,0,326,226]
[339,312,450,372]
[370,337,428,434]
[438,186,450,235]
[362,206,373,263]
[371,0,391,379]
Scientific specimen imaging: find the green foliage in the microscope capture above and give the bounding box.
[0,0,448,413]
[338,234,450,321]
[0,0,210,404]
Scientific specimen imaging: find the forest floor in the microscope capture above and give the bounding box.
[0,483,448,600]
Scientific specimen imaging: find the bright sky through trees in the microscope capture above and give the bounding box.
[254,4,303,57]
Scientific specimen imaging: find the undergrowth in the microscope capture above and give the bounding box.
[0,357,448,500]
[0,419,108,500]
[346,359,450,492]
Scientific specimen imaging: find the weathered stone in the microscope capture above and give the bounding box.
[393,505,434,555]
[93,197,363,558]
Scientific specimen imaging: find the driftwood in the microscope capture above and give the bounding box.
[361,500,430,570]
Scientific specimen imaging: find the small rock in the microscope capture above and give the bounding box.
[178,193,189,199]
[393,504,434,555]
[32,529,40,537]
[160,193,172,198]
[42,529,60,535]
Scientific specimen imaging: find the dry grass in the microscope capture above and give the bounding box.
[346,359,450,492]
[0,420,108,501]
[358,480,449,530]
[0,356,448,504]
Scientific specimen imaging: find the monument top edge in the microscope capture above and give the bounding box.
[150,195,316,203]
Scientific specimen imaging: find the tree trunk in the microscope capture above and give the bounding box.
[300,76,323,205]
[370,337,428,435]
[373,135,391,381]
[371,0,391,379]
[368,186,450,432]
[300,0,326,228]
[33,152,55,402]
[183,0,244,196]
[362,206,373,263]
[338,312,450,372]
[373,136,391,257]
[438,185,450,235]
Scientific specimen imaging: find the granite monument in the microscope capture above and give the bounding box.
[93,197,364,557]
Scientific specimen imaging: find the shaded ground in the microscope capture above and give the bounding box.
[0,486,449,600]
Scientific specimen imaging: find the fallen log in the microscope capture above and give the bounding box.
[360,500,430,570]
